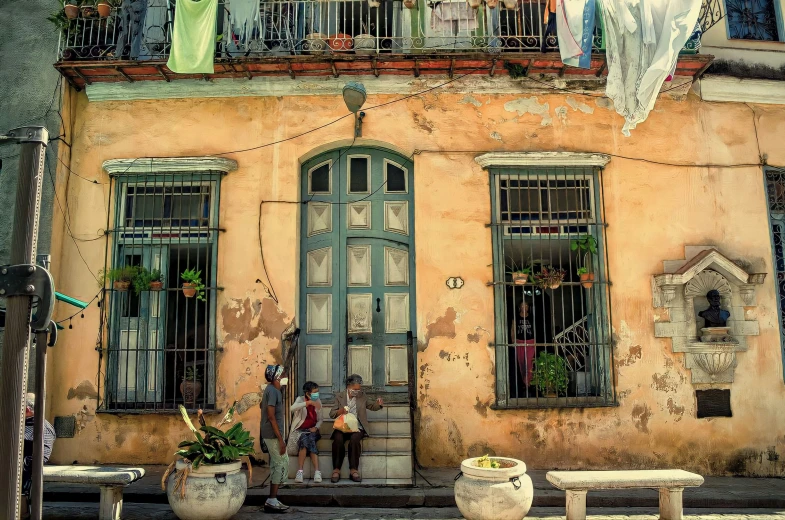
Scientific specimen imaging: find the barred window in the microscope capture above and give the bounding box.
[101,172,222,412]
[725,0,783,41]
[490,166,615,408]
[765,168,785,381]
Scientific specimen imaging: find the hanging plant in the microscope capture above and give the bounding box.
[181,268,206,301]
[533,266,565,290]
[571,235,598,289]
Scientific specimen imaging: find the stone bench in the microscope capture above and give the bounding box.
[43,466,145,520]
[546,470,704,520]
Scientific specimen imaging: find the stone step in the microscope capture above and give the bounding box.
[314,435,411,453]
[318,418,410,437]
[282,477,413,488]
[287,452,412,480]
[315,404,411,422]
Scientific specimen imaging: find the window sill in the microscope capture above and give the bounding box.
[491,397,619,410]
[97,408,222,415]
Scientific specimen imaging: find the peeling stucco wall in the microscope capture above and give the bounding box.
[46,84,785,475]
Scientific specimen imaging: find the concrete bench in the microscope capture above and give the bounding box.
[546,470,704,520]
[43,466,145,520]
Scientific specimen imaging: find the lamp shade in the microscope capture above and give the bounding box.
[342,82,367,113]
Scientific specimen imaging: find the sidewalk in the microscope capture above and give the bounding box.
[43,466,785,509]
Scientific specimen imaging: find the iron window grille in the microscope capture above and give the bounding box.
[764,168,785,382]
[725,0,783,41]
[489,166,616,409]
[99,171,224,412]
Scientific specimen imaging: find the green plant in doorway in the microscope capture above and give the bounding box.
[531,351,568,397]
[107,266,138,292]
[181,268,206,301]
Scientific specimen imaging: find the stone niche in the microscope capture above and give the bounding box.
[652,246,766,384]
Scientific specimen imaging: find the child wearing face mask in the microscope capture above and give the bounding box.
[290,381,323,483]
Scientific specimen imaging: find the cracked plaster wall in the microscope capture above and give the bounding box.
[45,86,785,474]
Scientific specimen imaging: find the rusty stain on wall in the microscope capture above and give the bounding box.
[616,345,642,367]
[419,308,457,351]
[67,380,99,400]
[221,297,289,362]
[631,404,652,433]
[667,398,686,422]
[651,371,683,393]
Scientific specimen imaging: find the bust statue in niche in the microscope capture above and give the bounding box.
[698,289,730,327]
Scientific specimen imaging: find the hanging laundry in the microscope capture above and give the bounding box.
[430,1,478,34]
[228,0,259,50]
[167,0,220,74]
[541,0,557,53]
[601,0,702,136]
[555,0,596,69]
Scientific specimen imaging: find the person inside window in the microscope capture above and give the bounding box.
[329,374,383,483]
[511,300,536,389]
[290,381,323,484]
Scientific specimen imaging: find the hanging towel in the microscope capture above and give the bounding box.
[167,0,220,74]
[556,0,596,69]
[229,0,258,49]
[601,0,701,136]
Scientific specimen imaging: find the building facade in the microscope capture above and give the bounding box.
[44,0,785,478]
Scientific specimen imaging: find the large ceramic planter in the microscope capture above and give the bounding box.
[180,380,202,404]
[454,457,533,520]
[167,460,247,520]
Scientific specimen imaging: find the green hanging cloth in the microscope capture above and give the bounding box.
[167,0,219,74]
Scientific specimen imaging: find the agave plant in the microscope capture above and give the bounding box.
[175,403,255,469]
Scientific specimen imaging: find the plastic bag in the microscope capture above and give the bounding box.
[334,412,360,433]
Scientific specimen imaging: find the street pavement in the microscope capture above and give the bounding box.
[42,504,785,519]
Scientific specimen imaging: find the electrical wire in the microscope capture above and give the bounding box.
[55,291,101,324]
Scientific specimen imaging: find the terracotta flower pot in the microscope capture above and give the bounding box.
[97,2,111,17]
[113,281,130,292]
[403,0,417,8]
[511,272,528,285]
[182,283,197,298]
[64,4,79,19]
[580,272,595,289]
[328,33,353,52]
[149,281,164,291]
[180,380,203,404]
[548,281,562,290]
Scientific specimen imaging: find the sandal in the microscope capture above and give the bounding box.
[350,471,362,483]
[331,470,341,483]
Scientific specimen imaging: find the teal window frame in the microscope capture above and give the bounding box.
[764,167,785,382]
[488,165,616,409]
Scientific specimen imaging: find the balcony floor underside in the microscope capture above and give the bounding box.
[54,53,713,91]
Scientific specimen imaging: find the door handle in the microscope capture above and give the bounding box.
[347,337,353,343]
[376,298,381,313]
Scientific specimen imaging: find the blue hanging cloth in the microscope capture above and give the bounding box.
[556,0,597,69]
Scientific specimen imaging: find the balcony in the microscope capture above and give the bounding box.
[54,0,710,89]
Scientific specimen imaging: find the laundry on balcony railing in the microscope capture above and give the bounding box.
[167,0,219,73]
[555,0,597,69]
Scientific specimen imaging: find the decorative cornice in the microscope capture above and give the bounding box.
[699,75,785,105]
[474,152,611,169]
[102,157,238,176]
[653,248,767,288]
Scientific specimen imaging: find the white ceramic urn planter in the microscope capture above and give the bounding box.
[167,461,247,520]
[454,457,533,520]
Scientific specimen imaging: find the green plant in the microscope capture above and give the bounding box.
[183,366,201,382]
[531,351,569,396]
[149,269,163,282]
[571,235,598,255]
[132,266,150,295]
[533,266,565,288]
[108,266,138,283]
[577,266,589,275]
[181,268,206,302]
[505,61,526,79]
[47,0,71,31]
[175,403,255,469]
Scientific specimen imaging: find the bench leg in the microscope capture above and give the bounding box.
[98,486,123,520]
[566,490,588,520]
[659,487,684,520]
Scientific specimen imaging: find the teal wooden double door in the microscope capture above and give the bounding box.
[299,147,415,399]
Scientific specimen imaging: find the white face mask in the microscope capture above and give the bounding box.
[279,377,289,386]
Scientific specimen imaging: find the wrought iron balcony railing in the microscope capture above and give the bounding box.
[56,0,605,62]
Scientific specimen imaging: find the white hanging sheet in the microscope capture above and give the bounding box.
[601,0,702,136]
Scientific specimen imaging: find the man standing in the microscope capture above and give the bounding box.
[260,365,289,513]
[22,393,56,518]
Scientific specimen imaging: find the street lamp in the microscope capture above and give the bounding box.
[342,81,367,138]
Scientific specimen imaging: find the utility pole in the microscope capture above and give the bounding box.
[0,126,48,520]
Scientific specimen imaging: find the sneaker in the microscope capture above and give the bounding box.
[313,470,322,483]
[295,470,304,483]
[264,498,289,513]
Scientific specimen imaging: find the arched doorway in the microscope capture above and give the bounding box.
[298,146,416,401]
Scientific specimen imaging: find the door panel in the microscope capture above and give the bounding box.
[300,147,415,398]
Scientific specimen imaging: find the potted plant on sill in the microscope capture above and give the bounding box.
[533,265,565,290]
[180,366,202,404]
[96,0,117,17]
[181,268,206,301]
[571,234,597,290]
[328,32,354,52]
[509,267,531,285]
[164,405,254,520]
[64,1,79,19]
[106,266,138,292]
[531,351,568,398]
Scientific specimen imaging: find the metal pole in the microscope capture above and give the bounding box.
[0,126,48,520]
[31,330,49,520]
